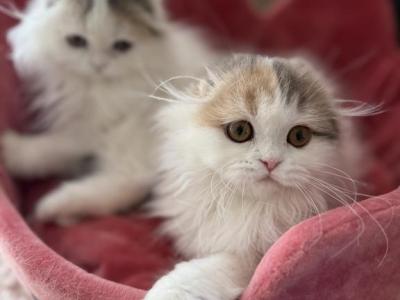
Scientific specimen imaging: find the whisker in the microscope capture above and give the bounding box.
[334,99,385,117]
[304,174,389,266]
[295,184,324,245]
[148,94,182,104]
[312,168,364,186]
[154,75,211,93]
[310,162,360,199]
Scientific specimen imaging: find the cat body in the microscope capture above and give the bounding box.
[145,55,366,300]
[1,0,214,222]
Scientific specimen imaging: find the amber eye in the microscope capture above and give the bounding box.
[224,121,254,143]
[66,34,88,49]
[287,126,312,148]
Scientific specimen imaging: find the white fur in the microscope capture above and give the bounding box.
[1,0,215,223]
[145,253,250,300]
[145,57,365,299]
[0,253,31,300]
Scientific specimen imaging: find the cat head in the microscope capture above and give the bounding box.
[159,55,351,197]
[10,0,168,79]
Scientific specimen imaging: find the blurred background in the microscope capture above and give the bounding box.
[0,0,399,293]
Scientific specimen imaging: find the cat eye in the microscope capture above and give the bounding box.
[224,121,254,143]
[66,34,88,48]
[287,126,312,148]
[113,40,133,52]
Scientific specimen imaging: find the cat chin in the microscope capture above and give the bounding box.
[257,174,280,185]
[249,179,287,196]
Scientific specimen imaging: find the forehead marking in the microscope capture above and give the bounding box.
[109,0,154,14]
[272,60,302,106]
[108,0,162,36]
[79,0,161,36]
[245,88,257,116]
[272,60,340,139]
[198,64,279,127]
[197,56,341,141]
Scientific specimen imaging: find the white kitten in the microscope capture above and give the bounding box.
[1,0,214,223]
[146,55,370,299]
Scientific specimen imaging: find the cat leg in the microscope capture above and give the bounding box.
[1,131,90,178]
[145,253,252,300]
[34,171,152,224]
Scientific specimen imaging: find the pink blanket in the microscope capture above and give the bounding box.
[0,0,399,299]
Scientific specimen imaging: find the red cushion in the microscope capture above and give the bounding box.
[0,0,399,299]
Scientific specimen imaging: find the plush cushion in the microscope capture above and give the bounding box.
[0,0,399,299]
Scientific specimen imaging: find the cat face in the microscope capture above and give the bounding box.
[18,0,165,79]
[162,56,342,195]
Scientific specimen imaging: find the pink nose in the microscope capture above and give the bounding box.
[261,160,281,172]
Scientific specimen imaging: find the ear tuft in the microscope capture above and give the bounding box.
[288,57,317,74]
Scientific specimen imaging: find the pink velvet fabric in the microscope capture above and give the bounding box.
[0,0,399,299]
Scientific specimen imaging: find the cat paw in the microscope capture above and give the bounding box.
[34,192,79,225]
[145,288,210,300]
[1,131,23,174]
[145,275,216,300]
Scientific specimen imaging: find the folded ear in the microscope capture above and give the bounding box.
[148,0,167,20]
[287,56,335,92]
[287,57,318,74]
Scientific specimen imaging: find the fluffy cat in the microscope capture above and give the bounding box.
[145,55,370,299]
[1,0,214,223]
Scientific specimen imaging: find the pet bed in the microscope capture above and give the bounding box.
[0,0,399,299]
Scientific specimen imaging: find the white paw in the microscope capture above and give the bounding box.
[145,287,209,300]
[34,191,79,225]
[145,271,219,300]
[1,131,23,175]
[145,258,243,300]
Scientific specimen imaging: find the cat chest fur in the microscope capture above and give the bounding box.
[159,186,316,261]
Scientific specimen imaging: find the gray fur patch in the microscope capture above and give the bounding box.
[108,0,154,14]
[272,58,339,139]
[83,0,94,14]
[64,0,162,36]
[272,60,301,106]
[51,0,94,13]
[108,0,162,36]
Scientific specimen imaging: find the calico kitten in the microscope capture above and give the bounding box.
[1,0,214,223]
[146,55,369,299]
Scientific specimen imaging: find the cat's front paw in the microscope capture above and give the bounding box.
[145,273,217,300]
[145,287,209,300]
[145,256,243,300]
[1,131,23,174]
[34,192,79,225]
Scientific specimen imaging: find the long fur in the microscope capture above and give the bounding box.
[1,0,215,223]
[145,55,373,300]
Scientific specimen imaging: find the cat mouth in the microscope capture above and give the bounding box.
[258,175,278,184]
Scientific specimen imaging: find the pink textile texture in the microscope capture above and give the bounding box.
[0,0,399,299]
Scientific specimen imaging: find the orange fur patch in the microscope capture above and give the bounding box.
[198,65,278,127]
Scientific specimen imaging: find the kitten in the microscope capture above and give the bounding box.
[145,55,369,299]
[0,0,214,223]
